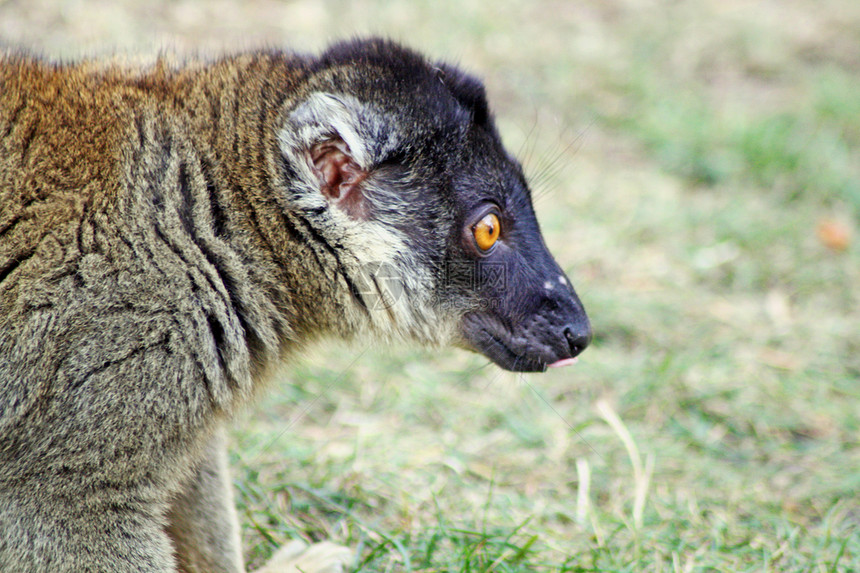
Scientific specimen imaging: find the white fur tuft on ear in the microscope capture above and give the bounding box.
[285,93,370,165]
[278,92,395,172]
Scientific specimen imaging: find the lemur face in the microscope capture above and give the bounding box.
[447,148,592,372]
[280,40,590,370]
[427,80,591,371]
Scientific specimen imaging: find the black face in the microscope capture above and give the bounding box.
[448,135,591,373]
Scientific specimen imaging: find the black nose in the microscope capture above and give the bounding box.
[564,326,592,358]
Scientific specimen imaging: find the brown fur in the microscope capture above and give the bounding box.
[0,39,590,572]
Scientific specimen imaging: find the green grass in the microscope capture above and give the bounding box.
[609,66,860,212]
[222,1,860,570]
[6,0,859,570]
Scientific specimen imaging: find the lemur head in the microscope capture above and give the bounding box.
[278,38,591,372]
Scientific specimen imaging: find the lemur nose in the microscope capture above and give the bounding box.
[564,327,592,358]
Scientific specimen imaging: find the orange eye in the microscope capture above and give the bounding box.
[473,212,501,252]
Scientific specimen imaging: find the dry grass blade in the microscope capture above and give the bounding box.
[596,400,654,530]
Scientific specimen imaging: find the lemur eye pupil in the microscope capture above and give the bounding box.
[473,213,501,252]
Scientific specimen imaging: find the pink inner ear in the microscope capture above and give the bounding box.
[309,140,369,219]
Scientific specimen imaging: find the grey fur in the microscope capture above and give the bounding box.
[0,39,590,572]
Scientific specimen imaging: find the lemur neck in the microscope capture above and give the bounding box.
[173,55,363,354]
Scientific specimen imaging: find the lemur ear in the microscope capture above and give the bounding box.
[308,137,368,219]
[279,93,381,220]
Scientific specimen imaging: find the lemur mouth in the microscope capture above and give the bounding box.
[459,314,549,372]
[480,329,548,372]
[461,312,585,372]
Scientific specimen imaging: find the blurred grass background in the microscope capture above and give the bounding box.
[3,0,858,570]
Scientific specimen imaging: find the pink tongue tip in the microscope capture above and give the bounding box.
[548,357,579,368]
